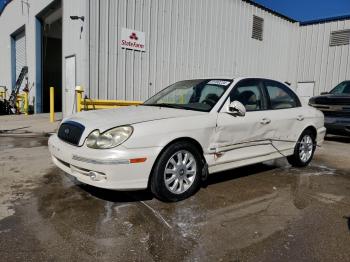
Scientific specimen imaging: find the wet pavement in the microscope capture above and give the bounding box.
[1,133,350,261]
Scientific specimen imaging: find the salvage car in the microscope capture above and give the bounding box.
[49,77,326,201]
[309,81,350,136]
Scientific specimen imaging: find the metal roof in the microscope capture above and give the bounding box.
[245,0,350,26]
[0,0,11,15]
[242,0,297,23]
[1,0,350,26]
[300,14,350,26]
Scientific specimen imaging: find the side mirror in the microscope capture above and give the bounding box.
[227,100,246,117]
[320,92,328,95]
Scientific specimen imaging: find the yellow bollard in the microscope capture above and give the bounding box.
[16,98,20,110]
[24,91,29,115]
[0,87,6,100]
[180,94,185,104]
[50,87,55,123]
[75,86,84,112]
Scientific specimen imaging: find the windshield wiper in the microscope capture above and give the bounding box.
[143,103,187,109]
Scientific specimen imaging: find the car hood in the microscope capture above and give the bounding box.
[64,105,205,132]
[309,94,350,105]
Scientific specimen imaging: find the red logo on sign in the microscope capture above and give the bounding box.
[129,32,138,40]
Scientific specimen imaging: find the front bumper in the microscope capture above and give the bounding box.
[325,116,350,136]
[48,134,162,190]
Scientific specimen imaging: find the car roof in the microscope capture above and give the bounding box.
[184,76,288,85]
[172,77,294,91]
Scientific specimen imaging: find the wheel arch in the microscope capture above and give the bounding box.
[147,137,206,188]
[303,125,317,141]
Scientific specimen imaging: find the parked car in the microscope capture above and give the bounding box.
[309,81,350,136]
[49,77,326,201]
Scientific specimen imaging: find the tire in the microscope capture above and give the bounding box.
[150,141,203,202]
[287,129,316,167]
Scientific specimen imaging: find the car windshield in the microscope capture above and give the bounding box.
[329,81,350,95]
[144,79,233,112]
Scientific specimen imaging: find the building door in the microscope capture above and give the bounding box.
[42,18,62,113]
[297,82,315,103]
[36,0,62,113]
[64,55,76,116]
[14,31,26,90]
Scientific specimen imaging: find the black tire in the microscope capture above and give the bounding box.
[150,141,203,202]
[287,129,316,167]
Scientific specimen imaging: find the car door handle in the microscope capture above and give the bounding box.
[260,118,271,125]
[297,115,304,121]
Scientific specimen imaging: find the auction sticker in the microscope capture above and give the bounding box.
[208,80,231,86]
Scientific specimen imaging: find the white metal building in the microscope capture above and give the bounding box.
[0,0,350,115]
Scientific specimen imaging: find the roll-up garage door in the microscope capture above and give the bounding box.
[14,31,26,89]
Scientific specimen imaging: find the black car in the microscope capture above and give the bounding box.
[309,81,350,136]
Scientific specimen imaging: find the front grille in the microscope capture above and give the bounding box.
[323,111,350,118]
[313,97,350,105]
[58,121,85,146]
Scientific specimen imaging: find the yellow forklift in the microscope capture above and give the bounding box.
[0,66,28,115]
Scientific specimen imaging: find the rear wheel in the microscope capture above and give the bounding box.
[150,142,203,202]
[287,130,316,167]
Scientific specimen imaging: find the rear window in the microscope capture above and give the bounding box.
[264,80,300,109]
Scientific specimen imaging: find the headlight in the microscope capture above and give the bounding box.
[86,126,133,149]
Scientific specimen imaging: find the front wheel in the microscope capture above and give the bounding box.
[287,130,316,167]
[150,142,203,202]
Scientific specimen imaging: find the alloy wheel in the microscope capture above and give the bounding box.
[299,135,314,163]
[163,150,197,194]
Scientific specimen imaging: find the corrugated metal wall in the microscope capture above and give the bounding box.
[88,0,299,101]
[297,20,350,94]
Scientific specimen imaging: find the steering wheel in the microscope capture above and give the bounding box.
[201,98,217,107]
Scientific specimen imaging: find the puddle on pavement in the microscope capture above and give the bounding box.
[1,156,350,260]
[0,134,48,149]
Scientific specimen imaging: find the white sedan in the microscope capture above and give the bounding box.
[49,77,326,201]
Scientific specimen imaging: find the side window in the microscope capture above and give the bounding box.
[264,81,300,109]
[230,79,265,111]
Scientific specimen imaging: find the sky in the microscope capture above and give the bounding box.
[0,0,10,14]
[252,0,350,22]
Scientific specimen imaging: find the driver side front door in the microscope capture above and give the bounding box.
[208,79,276,174]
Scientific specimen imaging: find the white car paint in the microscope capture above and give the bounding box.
[48,77,326,190]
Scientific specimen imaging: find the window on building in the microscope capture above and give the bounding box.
[252,15,264,41]
[329,29,350,46]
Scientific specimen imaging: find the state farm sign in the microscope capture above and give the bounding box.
[120,28,145,52]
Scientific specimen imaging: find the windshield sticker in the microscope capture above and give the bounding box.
[208,80,231,86]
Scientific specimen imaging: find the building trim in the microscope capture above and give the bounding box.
[300,15,350,26]
[35,18,42,113]
[242,0,297,23]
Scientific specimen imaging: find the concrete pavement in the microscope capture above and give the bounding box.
[0,115,350,261]
[0,113,61,134]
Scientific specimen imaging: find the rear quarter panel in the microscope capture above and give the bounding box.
[302,105,325,130]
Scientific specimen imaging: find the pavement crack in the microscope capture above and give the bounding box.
[140,201,172,229]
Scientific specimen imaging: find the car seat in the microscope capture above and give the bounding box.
[237,90,259,111]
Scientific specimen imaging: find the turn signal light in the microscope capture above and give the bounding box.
[129,158,147,164]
